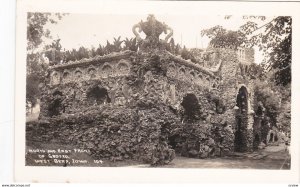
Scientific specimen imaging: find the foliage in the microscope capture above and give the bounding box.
[123,37,138,51]
[254,80,281,127]
[269,33,291,86]
[59,36,138,63]
[201,16,291,86]
[26,13,65,105]
[240,16,292,86]
[244,63,265,80]
[26,74,41,106]
[27,103,178,165]
[44,39,63,65]
[27,13,59,51]
[201,25,246,49]
[276,84,291,134]
[239,16,292,133]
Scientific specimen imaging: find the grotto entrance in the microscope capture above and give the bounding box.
[48,91,63,117]
[167,94,201,155]
[181,93,201,121]
[234,86,248,152]
[86,86,111,105]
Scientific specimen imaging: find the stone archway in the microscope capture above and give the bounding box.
[48,91,64,117]
[86,86,111,105]
[181,93,200,121]
[234,86,249,152]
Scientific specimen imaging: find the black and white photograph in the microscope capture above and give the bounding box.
[11,0,300,183]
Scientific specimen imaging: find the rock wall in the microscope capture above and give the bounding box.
[208,48,255,152]
[29,50,238,165]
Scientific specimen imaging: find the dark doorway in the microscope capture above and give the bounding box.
[181,93,200,121]
[269,133,274,142]
[234,86,248,152]
[48,91,63,117]
[274,135,278,142]
[87,86,111,105]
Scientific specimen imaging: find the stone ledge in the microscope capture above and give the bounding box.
[50,50,134,70]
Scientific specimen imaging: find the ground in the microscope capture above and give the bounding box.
[162,145,290,169]
[26,140,290,169]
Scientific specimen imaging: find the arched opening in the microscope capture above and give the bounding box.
[117,63,129,74]
[88,68,96,79]
[168,134,182,153]
[102,65,113,77]
[236,86,248,114]
[62,72,70,83]
[75,70,82,79]
[181,93,200,121]
[234,86,249,152]
[167,64,176,77]
[190,71,195,79]
[269,133,274,142]
[206,77,210,86]
[51,72,60,84]
[179,68,185,78]
[274,135,278,142]
[48,91,63,117]
[86,86,111,105]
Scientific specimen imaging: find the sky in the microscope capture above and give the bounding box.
[44,14,272,64]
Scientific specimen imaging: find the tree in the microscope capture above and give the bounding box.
[202,16,291,86]
[254,80,281,128]
[44,38,63,65]
[201,25,246,49]
[26,13,66,106]
[240,16,292,86]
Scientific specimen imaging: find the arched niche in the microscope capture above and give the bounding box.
[87,66,97,79]
[189,71,196,80]
[62,70,71,83]
[198,73,203,80]
[51,71,60,85]
[195,73,203,85]
[74,68,83,79]
[117,60,130,75]
[102,63,113,78]
[178,67,186,79]
[167,63,177,78]
[212,82,218,89]
[205,76,211,87]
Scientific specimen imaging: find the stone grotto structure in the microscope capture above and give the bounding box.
[27,15,265,165]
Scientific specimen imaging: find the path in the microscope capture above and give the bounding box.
[128,143,290,169]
